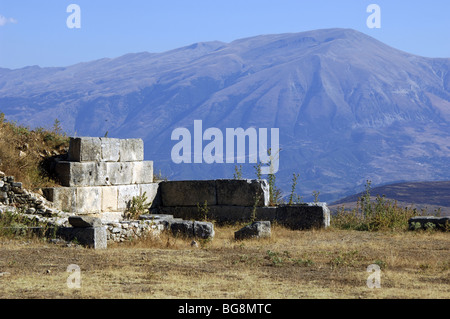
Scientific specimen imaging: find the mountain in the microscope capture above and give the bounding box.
[1,28,450,202]
[329,181,450,216]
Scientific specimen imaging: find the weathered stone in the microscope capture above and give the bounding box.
[409,216,450,231]
[170,220,194,238]
[216,179,269,207]
[235,221,271,240]
[57,226,107,249]
[120,139,144,162]
[54,161,153,187]
[69,216,102,228]
[68,137,102,162]
[101,186,118,212]
[117,184,140,211]
[193,221,215,239]
[275,204,330,230]
[100,137,120,162]
[159,180,217,207]
[75,187,102,214]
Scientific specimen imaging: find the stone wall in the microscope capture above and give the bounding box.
[43,137,159,222]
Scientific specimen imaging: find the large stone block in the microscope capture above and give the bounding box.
[409,216,450,231]
[275,203,330,230]
[54,161,153,187]
[68,137,144,163]
[57,226,107,249]
[215,179,269,207]
[139,183,160,207]
[131,161,154,184]
[159,180,217,207]
[75,187,102,215]
[42,187,77,213]
[120,139,144,162]
[235,221,271,240]
[117,184,140,211]
[102,186,118,212]
[68,137,102,162]
[100,138,120,162]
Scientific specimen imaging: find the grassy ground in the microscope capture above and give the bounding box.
[0,224,448,299]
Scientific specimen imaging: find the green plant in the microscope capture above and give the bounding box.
[288,173,300,205]
[125,192,151,220]
[266,250,284,266]
[233,165,243,180]
[331,180,423,232]
[197,200,210,221]
[312,190,320,204]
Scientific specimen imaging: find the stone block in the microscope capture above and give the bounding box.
[409,216,450,231]
[215,179,269,206]
[69,216,102,228]
[42,187,77,213]
[102,186,118,212]
[54,161,151,187]
[170,220,194,238]
[57,226,107,249]
[75,187,102,215]
[139,183,160,207]
[68,137,102,162]
[159,180,217,207]
[193,221,215,239]
[275,204,330,230]
[100,137,120,162]
[131,161,154,184]
[120,139,144,162]
[117,184,140,211]
[235,221,271,240]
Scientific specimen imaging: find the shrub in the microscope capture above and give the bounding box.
[331,180,422,232]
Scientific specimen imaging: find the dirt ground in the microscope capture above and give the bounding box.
[0,225,449,299]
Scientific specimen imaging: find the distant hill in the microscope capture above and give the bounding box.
[329,181,450,216]
[1,28,450,202]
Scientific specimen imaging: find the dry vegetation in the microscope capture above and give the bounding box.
[0,224,449,299]
[0,113,69,190]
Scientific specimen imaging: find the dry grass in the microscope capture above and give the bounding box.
[0,113,69,190]
[0,224,448,299]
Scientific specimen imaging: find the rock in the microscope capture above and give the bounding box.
[170,220,194,237]
[191,240,199,248]
[215,179,269,206]
[193,221,215,239]
[69,216,102,228]
[0,272,11,277]
[235,221,271,240]
[409,216,450,231]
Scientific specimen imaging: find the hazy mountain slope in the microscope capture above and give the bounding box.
[329,181,450,216]
[0,28,449,201]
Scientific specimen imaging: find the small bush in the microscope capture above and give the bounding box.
[125,192,151,220]
[331,180,423,232]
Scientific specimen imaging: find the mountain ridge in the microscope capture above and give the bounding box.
[0,28,449,201]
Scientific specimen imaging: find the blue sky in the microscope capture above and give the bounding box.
[0,0,449,69]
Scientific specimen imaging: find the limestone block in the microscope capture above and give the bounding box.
[55,161,151,187]
[42,187,77,213]
[235,221,271,240]
[75,187,102,215]
[159,180,217,207]
[131,161,154,184]
[57,226,107,249]
[409,216,450,231]
[215,179,269,207]
[120,139,144,162]
[102,186,118,212]
[193,221,215,239]
[275,204,330,230]
[170,220,194,238]
[117,184,140,211]
[100,138,121,162]
[68,137,102,162]
[69,216,102,228]
[139,183,160,207]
